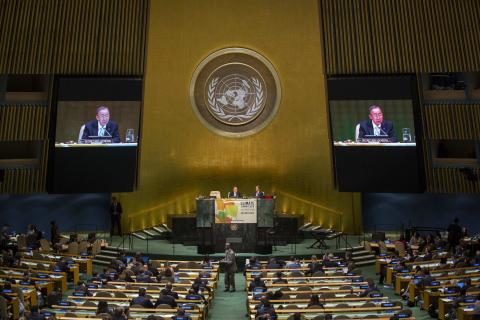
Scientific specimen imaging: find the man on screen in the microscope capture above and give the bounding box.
[227,186,241,198]
[358,105,396,142]
[253,185,264,198]
[81,106,120,143]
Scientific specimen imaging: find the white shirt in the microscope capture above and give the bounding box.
[372,121,382,136]
[98,121,106,136]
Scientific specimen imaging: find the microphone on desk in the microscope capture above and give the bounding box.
[104,128,112,137]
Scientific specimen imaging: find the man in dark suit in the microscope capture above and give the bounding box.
[221,242,237,292]
[253,185,264,198]
[110,196,123,236]
[155,291,177,308]
[130,288,154,308]
[81,106,121,143]
[227,186,241,198]
[357,105,396,142]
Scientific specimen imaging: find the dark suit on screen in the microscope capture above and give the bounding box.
[358,119,396,142]
[82,120,120,143]
[227,191,242,198]
[253,191,264,198]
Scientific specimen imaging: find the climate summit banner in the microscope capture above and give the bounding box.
[214,199,257,224]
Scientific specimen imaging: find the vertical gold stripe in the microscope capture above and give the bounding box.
[321,0,480,73]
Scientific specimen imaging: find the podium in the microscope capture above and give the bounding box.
[196,197,275,253]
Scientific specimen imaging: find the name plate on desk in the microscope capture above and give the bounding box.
[215,199,257,224]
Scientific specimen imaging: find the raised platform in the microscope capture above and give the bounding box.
[103,233,375,267]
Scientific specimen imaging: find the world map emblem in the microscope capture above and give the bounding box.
[207,72,265,125]
[190,48,281,137]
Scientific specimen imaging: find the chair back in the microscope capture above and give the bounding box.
[78,124,85,143]
[209,191,221,199]
[378,241,387,254]
[39,239,52,252]
[78,241,89,254]
[68,242,79,255]
[17,235,27,250]
[395,242,406,257]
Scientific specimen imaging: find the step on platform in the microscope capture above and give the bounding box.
[131,224,172,241]
[337,244,375,266]
[93,246,123,267]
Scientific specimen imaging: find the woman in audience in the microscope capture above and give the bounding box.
[160,265,175,283]
[201,255,212,268]
[146,261,159,277]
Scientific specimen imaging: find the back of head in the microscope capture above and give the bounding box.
[113,306,124,317]
[293,313,302,320]
[177,308,186,316]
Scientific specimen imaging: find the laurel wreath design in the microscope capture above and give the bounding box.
[207,76,264,123]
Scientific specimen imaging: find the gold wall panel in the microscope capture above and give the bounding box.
[120,0,362,233]
[421,103,480,193]
[0,0,148,194]
[0,105,49,141]
[0,141,49,194]
[428,168,480,194]
[0,104,49,194]
[0,0,148,74]
[320,0,480,74]
[423,104,480,140]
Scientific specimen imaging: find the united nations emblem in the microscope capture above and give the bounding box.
[190,48,281,137]
[207,73,265,125]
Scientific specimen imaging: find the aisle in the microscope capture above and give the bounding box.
[362,265,430,320]
[208,273,247,320]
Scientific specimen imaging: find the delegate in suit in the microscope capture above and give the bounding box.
[227,186,242,198]
[358,105,396,142]
[253,185,264,198]
[82,106,120,143]
[222,242,237,292]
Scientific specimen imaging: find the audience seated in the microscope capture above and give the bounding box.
[155,291,177,308]
[255,297,277,320]
[172,308,192,320]
[161,282,179,299]
[130,287,154,308]
[272,272,288,284]
[249,276,267,292]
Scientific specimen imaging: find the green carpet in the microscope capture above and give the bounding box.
[205,265,433,320]
[208,273,247,320]
[361,265,431,320]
